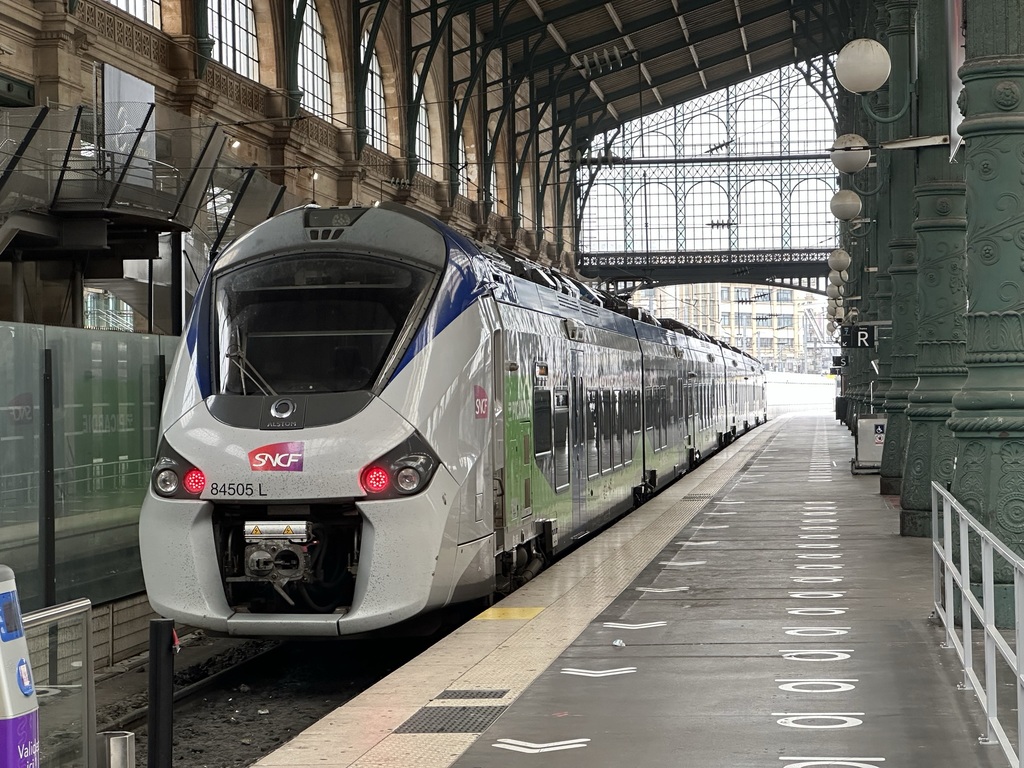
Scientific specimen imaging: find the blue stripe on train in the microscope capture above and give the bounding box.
[392,228,489,380]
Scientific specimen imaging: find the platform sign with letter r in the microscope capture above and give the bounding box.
[840,325,875,349]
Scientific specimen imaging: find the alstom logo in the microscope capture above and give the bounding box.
[249,442,304,471]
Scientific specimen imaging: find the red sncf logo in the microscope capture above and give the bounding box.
[248,442,304,472]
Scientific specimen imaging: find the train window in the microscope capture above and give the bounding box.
[622,391,630,462]
[599,390,612,473]
[553,388,569,491]
[586,390,599,478]
[213,254,435,395]
[612,390,622,468]
[533,389,553,456]
[657,387,667,449]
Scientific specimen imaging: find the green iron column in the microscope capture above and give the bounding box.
[899,0,967,533]
[949,0,1024,610]
[868,0,894,421]
[878,0,918,496]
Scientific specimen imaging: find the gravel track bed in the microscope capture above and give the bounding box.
[117,635,438,768]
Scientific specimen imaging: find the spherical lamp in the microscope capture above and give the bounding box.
[828,248,852,272]
[831,134,871,174]
[826,283,844,299]
[836,39,891,94]
[830,190,862,222]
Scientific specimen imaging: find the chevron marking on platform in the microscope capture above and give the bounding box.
[493,738,590,754]
[602,621,668,629]
[560,667,637,677]
[659,560,706,567]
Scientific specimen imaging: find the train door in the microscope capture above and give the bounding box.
[569,349,586,526]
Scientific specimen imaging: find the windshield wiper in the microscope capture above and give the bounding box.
[225,343,277,396]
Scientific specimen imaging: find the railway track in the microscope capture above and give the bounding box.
[92,627,457,767]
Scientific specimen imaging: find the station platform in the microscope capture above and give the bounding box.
[254,412,1002,768]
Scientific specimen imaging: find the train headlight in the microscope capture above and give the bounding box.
[359,434,440,499]
[395,465,423,493]
[155,468,179,496]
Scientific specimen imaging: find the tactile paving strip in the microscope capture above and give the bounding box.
[394,705,507,733]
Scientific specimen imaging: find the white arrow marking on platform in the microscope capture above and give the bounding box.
[706,511,737,515]
[745,473,766,478]
[659,560,706,567]
[679,540,719,546]
[603,621,668,629]
[636,586,689,593]
[561,667,637,677]
[697,524,730,529]
[715,501,745,505]
[493,738,590,754]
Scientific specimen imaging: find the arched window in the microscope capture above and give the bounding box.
[487,129,499,206]
[209,0,259,81]
[297,0,331,120]
[412,72,432,170]
[454,103,468,197]
[684,182,729,251]
[738,180,782,249]
[790,179,837,247]
[633,183,676,251]
[105,0,161,28]
[362,32,387,152]
[580,185,625,252]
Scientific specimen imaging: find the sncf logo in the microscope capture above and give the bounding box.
[248,442,304,472]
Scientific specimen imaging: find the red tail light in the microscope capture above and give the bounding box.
[183,468,206,495]
[361,465,390,493]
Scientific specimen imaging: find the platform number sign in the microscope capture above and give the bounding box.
[832,355,849,368]
[840,325,874,349]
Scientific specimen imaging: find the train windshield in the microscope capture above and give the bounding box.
[213,254,435,395]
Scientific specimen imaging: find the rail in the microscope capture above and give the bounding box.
[931,481,1024,767]
[24,597,97,767]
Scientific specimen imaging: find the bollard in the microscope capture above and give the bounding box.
[97,731,135,768]
[0,565,39,768]
[147,619,174,768]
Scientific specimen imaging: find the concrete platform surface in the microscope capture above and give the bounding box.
[255,414,1004,768]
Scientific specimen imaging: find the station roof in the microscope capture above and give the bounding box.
[486,0,851,143]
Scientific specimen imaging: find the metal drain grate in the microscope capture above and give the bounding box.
[436,689,509,700]
[395,705,507,733]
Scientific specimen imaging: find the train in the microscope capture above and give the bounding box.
[138,202,767,637]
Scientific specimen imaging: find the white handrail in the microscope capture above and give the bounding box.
[931,481,1024,767]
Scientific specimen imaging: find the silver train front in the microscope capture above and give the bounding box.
[140,204,501,636]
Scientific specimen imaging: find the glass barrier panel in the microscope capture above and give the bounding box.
[44,327,166,604]
[0,323,45,610]
[24,602,95,768]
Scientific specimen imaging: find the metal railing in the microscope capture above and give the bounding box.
[931,481,1024,767]
[24,597,97,767]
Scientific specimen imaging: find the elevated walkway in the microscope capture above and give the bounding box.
[255,413,1003,768]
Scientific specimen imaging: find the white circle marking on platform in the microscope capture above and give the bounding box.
[776,679,857,693]
[774,713,863,728]
[787,607,848,616]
